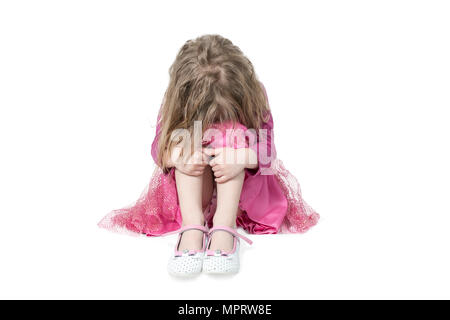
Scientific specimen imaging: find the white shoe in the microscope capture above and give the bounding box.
[166,225,208,277]
[202,226,253,274]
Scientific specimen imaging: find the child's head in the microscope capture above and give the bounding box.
[157,34,268,169]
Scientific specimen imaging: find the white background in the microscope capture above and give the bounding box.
[1,0,449,299]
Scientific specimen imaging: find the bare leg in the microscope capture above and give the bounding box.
[175,167,214,251]
[209,171,245,251]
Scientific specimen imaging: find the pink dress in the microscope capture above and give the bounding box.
[98,89,319,236]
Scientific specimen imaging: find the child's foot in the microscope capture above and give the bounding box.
[177,229,204,251]
[208,229,235,252]
[203,226,253,274]
[167,225,208,277]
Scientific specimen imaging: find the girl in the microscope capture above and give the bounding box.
[98,34,319,276]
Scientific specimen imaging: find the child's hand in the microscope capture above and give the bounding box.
[171,147,209,176]
[204,147,256,183]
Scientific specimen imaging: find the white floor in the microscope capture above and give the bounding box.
[1,178,449,299]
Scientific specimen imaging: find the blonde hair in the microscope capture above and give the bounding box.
[157,34,269,171]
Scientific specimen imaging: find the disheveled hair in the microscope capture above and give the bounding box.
[157,34,269,171]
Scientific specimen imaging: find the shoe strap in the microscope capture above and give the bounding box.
[165,225,208,257]
[208,226,253,245]
[164,225,208,237]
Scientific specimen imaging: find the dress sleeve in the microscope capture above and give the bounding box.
[248,84,277,176]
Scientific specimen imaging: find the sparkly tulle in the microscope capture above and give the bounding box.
[98,159,319,236]
[98,167,181,236]
[272,159,320,233]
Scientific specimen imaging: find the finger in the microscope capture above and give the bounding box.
[181,168,193,175]
[190,170,204,176]
[213,170,223,178]
[211,164,221,172]
[193,163,207,170]
[193,163,207,169]
[186,158,205,167]
[210,155,225,166]
[201,152,210,164]
[215,176,228,183]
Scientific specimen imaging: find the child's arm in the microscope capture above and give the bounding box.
[152,117,207,174]
[203,120,271,183]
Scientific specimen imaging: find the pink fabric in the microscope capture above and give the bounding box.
[98,86,319,236]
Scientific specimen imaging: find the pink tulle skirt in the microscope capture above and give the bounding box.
[98,158,319,236]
